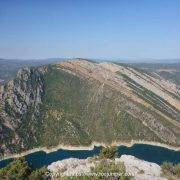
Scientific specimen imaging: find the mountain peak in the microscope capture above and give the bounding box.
[0,60,180,157]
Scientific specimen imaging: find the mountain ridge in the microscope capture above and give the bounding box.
[0,59,180,157]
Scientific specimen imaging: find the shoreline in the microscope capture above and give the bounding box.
[1,140,180,161]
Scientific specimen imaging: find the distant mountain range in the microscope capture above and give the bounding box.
[0,58,67,83]
[0,58,179,83]
[0,59,180,157]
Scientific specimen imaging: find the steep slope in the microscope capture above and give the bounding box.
[129,63,180,86]
[0,59,180,157]
[0,67,47,156]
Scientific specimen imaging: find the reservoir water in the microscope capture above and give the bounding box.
[0,144,180,169]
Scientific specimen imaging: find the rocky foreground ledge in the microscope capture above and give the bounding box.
[47,155,166,180]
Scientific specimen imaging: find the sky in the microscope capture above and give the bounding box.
[0,0,180,61]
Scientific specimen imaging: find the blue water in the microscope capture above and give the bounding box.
[0,144,180,169]
[118,144,180,165]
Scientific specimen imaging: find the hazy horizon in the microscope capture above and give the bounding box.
[0,57,180,64]
[0,0,180,61]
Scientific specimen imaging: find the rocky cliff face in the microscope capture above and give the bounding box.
[0,66,46,156]
[0,59,180,157]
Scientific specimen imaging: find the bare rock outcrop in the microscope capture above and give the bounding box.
[0,66,46,156]
[47,155,166,180]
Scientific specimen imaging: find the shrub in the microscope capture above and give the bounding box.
[161,162,180,178]
[138,169,144,174]
[172,164,180,177]
[0,157,48,180]
[28,166,48,180]
[0,157,31,179]
[91,159,130,180]
[100,146,118,159]
[93,160,125,173]
[161,162,174,174]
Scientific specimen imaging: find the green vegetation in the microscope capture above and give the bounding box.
[0,157,47,180]
[90,147,125,177]
[99,146,118,159]
[0,158,31,179]
[39,65,160,148]
[94,159,123,173]
[161,162,180,178]
[40,66,92,147]
[0,63,161,157]
[91,160,130,180]
[1,61,179,156]
[138,170,144,174]
[28,167,47,180]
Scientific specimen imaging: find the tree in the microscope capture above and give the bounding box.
[0,157,31,179]
[28,167,48,180]
[0,157,48,180]
[100,146,118,159]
